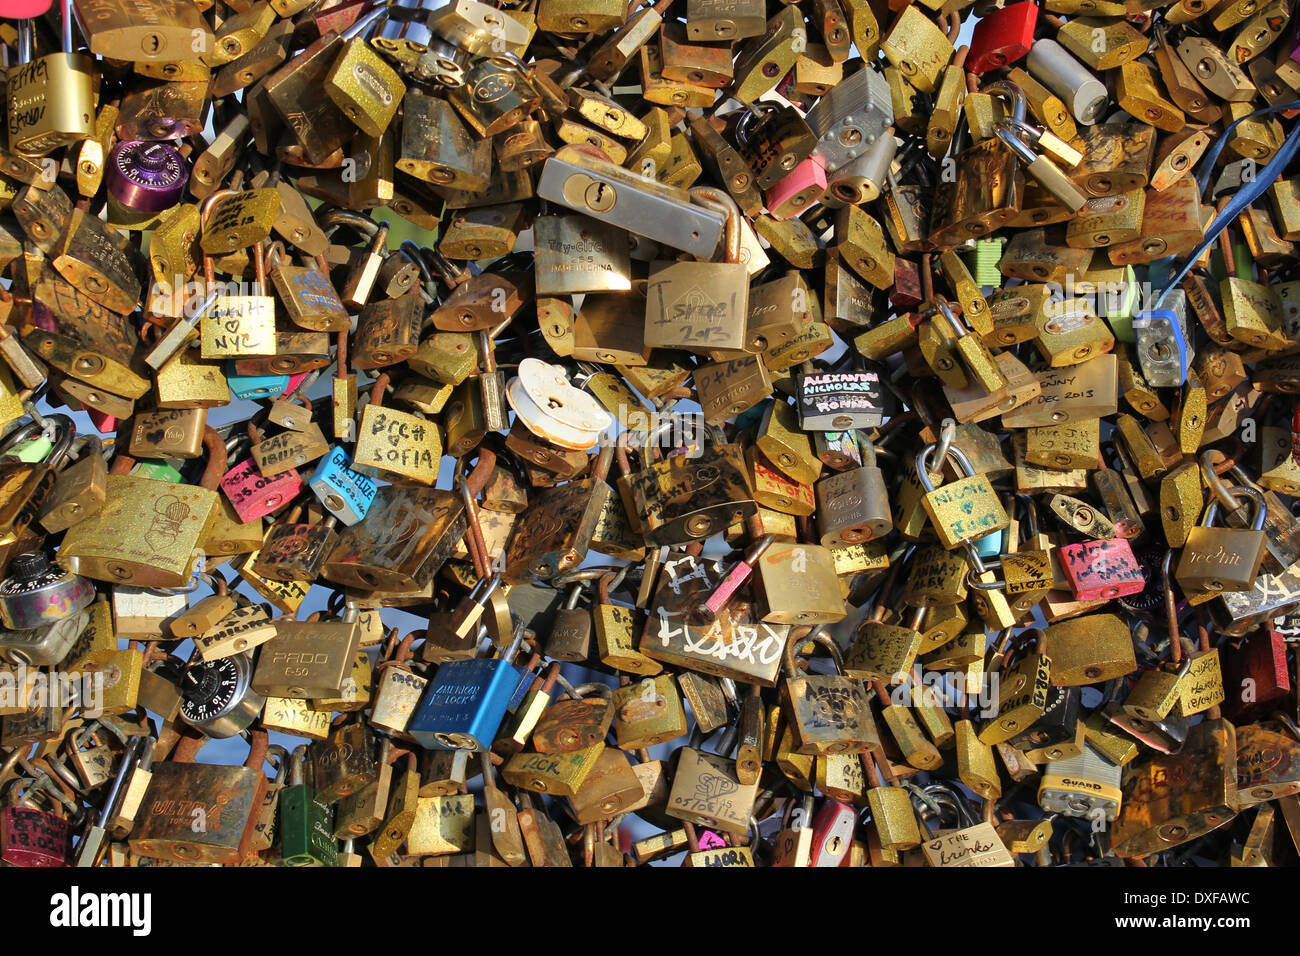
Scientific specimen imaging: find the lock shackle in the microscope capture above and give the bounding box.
[265,743,291,783]
[16,18,33,63]
[1198,450,1245,516]
[320,208,381,243]
[982,80,1028,124]
[571,682,613,703]
[488,51,533,77]
[552,564,624,588]
[1200,485,1265,532]
[94,735,144,828]
[732,102,777,145]
[914,437,978,491]
[400,240,441,303]
[993,124,1038,166]
[200,425,228,490]
[342,4,391,40]
[1270,711,1300,741]
[688,186,741,264]
[925,300,967,343]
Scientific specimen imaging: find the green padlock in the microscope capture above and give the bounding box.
[968,238,1005,289]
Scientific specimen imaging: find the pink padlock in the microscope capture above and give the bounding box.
[283,370,310,398]
[766,154,826,221]
[220,457,303,522]
[0,0,54,14]
[1059,538,1145,601]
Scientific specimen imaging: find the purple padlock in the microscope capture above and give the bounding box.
[107,140,190,212]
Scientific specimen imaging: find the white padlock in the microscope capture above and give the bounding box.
[506,358,613,450]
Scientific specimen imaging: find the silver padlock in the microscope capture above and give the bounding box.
[807,66,895,174]
[0,608,90,667]
[1037,743,1123,822]
[506,358,613,450]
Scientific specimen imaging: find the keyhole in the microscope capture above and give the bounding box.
[584,181,616,213]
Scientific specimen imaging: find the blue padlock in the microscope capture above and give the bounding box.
[1132,298,1189,388]
[309,446,378,526]
[973,528,1002,560]
[408,632,526,751]
[226,364,290,400]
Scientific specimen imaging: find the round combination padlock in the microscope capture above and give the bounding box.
[106,140,190,212]
[0,552,96,631]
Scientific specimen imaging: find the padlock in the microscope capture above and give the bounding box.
[780,629,876,755]
[280,745,338,867]
[1176,486,1269,594]
[0,776,73,867]
[408,629,527,751]
[129,730,272,864]
[6,1,95,155]
[916,438,1011,552]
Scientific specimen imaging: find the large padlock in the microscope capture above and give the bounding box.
[1176,486,1269,594]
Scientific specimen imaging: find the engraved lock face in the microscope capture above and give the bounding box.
[60,475,217,588]
[502,744,605,798]
[782,672,875,755]
[630,444,757,546]
[665,747,760,836]
[252,619,360,700]
[504,477,609,583]
[929,137,1024,247]
[845,622,922,684]
[408,657,524,752]
[322,486,466,593]
[253,521,340,582]
[130,762,265,865]
[815,465,892,549]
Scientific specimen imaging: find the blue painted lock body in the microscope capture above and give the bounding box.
[226,365,290,400]
[408,657,526,751]
[309,446,378,526]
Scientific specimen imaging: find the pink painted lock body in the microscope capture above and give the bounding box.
[283,371,310,397]
[700,560,756,620]
[766,155,826,221]
[220,458,303,522]
[1058,538,1145,601]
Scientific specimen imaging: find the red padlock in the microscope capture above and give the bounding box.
[968,1,1038,74]
[890,258,924,311]
[1221,627,1291,722]
[1058,538,1146,601]
[809,799,856,867]
[0,797,72,868]
[1291,400,1300,463]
